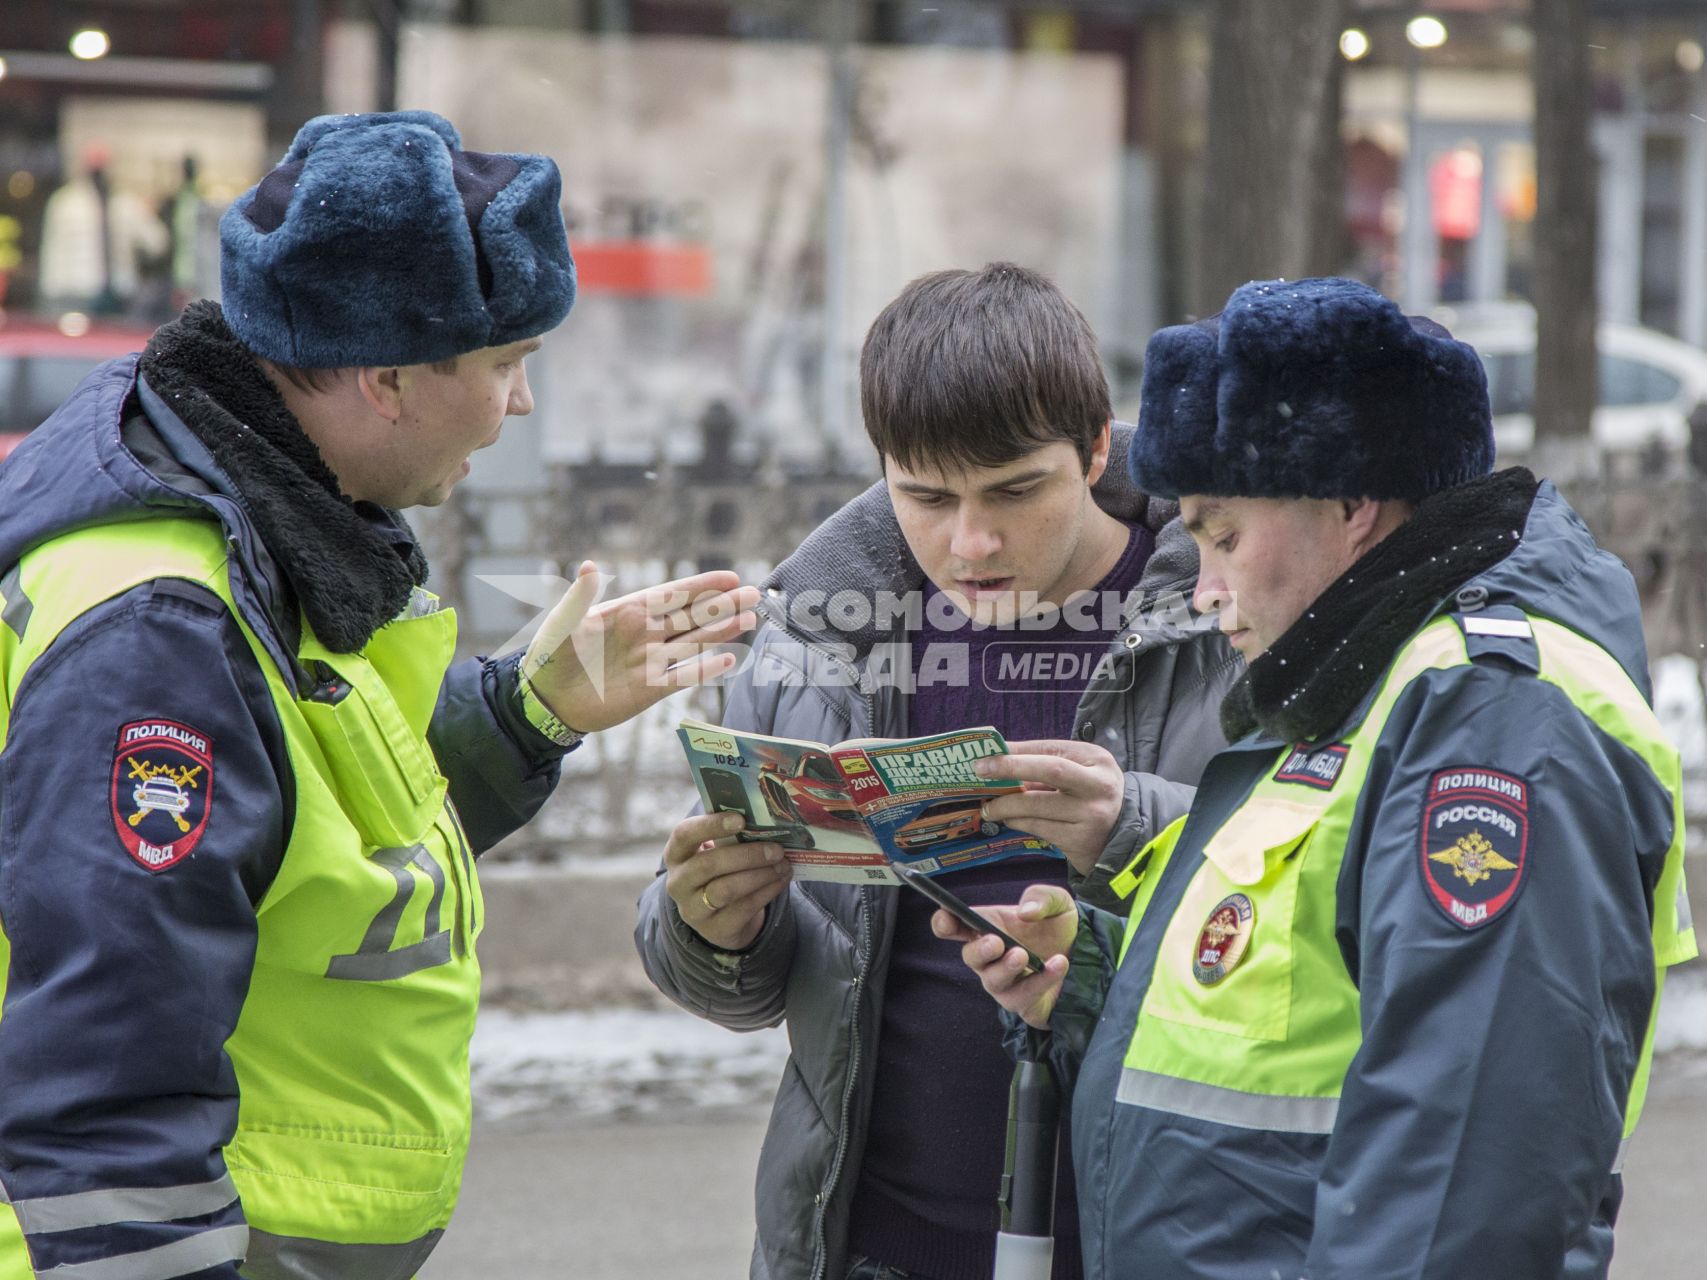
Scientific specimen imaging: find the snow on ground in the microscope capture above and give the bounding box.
[469,1007,789,1121]
[469,962,1707,1124]
[463,658,1707,1123]
[1654,656,1707,773]
[477,846,664,880]
[1655,656,1707,827]
[1657,963,1707,1055]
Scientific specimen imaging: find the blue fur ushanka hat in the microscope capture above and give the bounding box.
[1130,277,1493,502]
[220,110,576,368]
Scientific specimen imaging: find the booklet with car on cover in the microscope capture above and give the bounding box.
[677,719,1063,884]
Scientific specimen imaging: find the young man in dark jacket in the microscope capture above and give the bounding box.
[636,263,1239,1280]
[0,111,753,1279]
[956,277,1697,1280]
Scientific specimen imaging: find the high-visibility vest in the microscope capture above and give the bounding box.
[1106,610,1695,1152]
[0,515,483,1279]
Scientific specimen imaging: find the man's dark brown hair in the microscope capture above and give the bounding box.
[859,262,1111,473]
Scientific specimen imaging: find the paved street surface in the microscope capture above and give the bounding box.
[434,864,1707,1278]
[424,1067,1706,1279]
[420,1107,768,1279]
[1608,1063,1707,1280]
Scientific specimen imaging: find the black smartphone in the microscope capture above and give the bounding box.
[892,862,1044,977]
[700,768,754,823]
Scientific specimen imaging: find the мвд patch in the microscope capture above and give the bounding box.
[1420,766,1529,930]
[111,719,214,873]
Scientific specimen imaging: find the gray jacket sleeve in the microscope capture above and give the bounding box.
[634,874,799,1031]
[1075,637,1242,914]
[634,626,850,1030]
[1306,664,1669,1279]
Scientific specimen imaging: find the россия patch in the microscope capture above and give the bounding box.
[1419,765,1529,930]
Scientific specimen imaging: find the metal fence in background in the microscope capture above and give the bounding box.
[416,460,1707,863]
[410,444,872,860]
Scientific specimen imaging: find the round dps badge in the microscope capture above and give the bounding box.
[1192,893,1255,985]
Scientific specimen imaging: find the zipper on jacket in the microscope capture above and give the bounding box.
[811,884,873,1280]
[808,683,882,1280]
[755,596,887,1280]
[762,588,872,695]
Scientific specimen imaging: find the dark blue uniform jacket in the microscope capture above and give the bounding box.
[1033,478,1688,1280]
[0,356,564,1276]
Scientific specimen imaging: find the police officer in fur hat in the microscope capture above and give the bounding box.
[946,276,1696,1279]
[0,111,755,1278]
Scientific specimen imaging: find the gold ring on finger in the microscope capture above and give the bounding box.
[700,885,718,914]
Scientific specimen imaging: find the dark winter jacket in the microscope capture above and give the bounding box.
[0,311,566,1278]
[1033,472,1696,1280]
[634,424,1241,1280]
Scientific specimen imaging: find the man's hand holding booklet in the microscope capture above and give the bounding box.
[675,718,1064,885]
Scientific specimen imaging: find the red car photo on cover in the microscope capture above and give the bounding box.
[755,750,862,832]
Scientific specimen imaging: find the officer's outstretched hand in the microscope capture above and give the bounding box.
[522,561,759,733]
[975,740,1123,877]
[664,811,792,951]
[935,884,1076,1029]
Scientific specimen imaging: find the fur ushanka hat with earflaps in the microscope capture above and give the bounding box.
[220,110,576,369]
[1130,276,1494,502]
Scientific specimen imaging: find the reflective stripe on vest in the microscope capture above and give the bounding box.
[1112,612,1693,1145]
[1117,1067,1339,1134]
[21,1226,249,1280]
[240,1228,444,1280]
[324,843,453,981]
[0,516,482,1272]
[0,564,30,640]
[0,1173,238,1234]
[1611,1136,1632,1176]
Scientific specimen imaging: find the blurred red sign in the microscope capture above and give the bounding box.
[574,242,713,297]
[1430,150,1483,241]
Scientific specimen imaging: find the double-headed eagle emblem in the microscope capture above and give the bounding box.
[1429,830,1517,886]
[1200,910,1240,950]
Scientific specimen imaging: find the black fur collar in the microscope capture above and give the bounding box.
[1221,468,1541,743]
[138,301,427,653]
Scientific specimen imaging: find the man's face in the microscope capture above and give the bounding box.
[386,337,541,508]
[1182,494,1371,659]
[885,436,1107,625]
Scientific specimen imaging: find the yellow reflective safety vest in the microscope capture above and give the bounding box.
[1065,608,1696,1280]
[0,515,482,1279]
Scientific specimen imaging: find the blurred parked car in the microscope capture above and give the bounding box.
[0,319,153,462]
[1437,302,1707,473]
